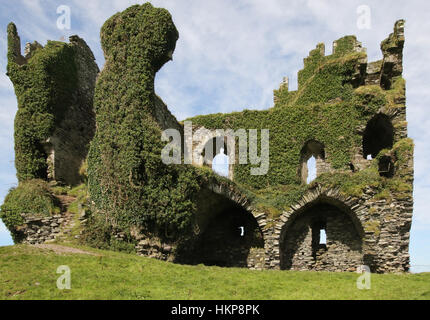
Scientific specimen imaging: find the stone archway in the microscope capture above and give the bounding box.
[275,187,365,272]
[280,201,363,271]
[190,126,236,180]
[175,182,266,269]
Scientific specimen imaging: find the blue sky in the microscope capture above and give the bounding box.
[0,0,429,272]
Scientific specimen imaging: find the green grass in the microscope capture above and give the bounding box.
[0,245,429,300]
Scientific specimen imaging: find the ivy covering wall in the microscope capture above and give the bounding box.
[187,35,412,218]
[86,4,227,243]
[7,23,78,182]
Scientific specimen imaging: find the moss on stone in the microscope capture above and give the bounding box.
[187,32,410,214]
[364,220,381,236]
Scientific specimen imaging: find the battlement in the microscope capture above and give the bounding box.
[276,20,405,106]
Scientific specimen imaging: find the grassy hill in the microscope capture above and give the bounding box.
[0,244,429,300]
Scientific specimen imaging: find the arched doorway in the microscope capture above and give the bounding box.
[280,199,363,272]
[176,187,264,268]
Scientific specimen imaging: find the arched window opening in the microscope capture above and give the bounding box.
[307,156,317,184]
[311,220,327,258]
[363,114,394,159]
[202,136,229,169]
[299,140,325,184]
[212,148,229,177]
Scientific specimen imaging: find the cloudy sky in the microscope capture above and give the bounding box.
[0,0,429,272]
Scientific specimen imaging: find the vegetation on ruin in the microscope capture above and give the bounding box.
[7,23,78,182]
[0,244,428,300]
[0,180,60,241]
[87,4,195,242]
[187,35,410,218]
[1,3,413,270]
[86,3,259,245]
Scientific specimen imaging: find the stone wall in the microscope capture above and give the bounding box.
[135,238,175,262]
[281,203,362,272]
[47,36,99,186]
[269,185,413,273]
[16,213,74,245]
[247,248,266,270]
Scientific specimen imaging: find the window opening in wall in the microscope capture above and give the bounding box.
[320,229,327,245]
[363,113,394,159]
[212,147,229,177]
[299,140,325,184]
[378,155,395,178]
[307,156,317,184]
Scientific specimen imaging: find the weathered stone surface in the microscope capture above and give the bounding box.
[17,212,74,245]
[46,36,99,185]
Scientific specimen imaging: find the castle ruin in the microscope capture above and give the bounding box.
[3,4,413,274]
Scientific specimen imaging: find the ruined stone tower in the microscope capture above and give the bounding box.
[7,23,99,186]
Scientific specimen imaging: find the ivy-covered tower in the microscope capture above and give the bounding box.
[6,23,98,185]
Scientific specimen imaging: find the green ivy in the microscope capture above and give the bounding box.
[87,4,229,242]
[0,179,60,242]
[187,36,409,213]
[7,23,78,181]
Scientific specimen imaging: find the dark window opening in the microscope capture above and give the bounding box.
[363,114,394,159]
[378,155,395,178]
